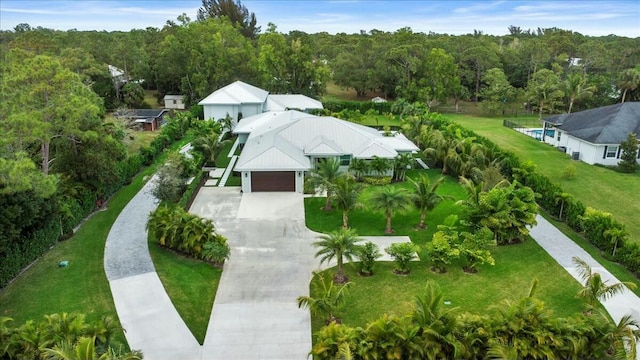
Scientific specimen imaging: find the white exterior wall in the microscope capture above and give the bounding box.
[241,171,252,193]
[239,103,263,119]
[203,104,238,121]
[295,171,304,193]
[164,97,185,110]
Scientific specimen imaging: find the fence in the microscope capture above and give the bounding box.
[503,118,543,129]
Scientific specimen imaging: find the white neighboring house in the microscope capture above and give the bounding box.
[543,102,640,165]
[371,96,388,103]
[198,81,323,124]
[233,112,418,193]
[163,94,185,110]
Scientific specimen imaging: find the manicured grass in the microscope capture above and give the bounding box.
[447,114,640,245]
[215,136,238,168]
[148,239,220,344]
[305,169,589,332]
[0,139,190,347]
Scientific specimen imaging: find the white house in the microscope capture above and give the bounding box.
[163,94,185,110]
[543,102,640,165]
[233,112,418,193]
[198,81,323,123]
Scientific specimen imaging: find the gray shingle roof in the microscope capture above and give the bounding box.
[544,102,640,144]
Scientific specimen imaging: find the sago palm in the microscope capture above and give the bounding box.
[370,186,412,234]
[313,228,363,283]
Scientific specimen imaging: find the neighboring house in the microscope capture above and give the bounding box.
[163,94,185,110]
[233,112,418,193]
[543,102,640,165]
[130,109,169,131]
[198,81,323,124]
[108,64,127,85]
[371,96,388,103]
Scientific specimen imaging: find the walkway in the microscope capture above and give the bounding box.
[530,215,640,359]
[217,155,237,187]
[104,176,201,359]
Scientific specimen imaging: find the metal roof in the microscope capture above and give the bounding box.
[544,102,640,144]
[198,81,269,105]
[264,94,324,111]
[235,112,419,171]
[233,110,309,135]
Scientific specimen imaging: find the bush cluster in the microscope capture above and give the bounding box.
[427,117,640,278]
[317,99,393,114]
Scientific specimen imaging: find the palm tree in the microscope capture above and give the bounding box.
[408,175,451,229]
[603,227,627,257]
[553,191,572,221]
[309,157,342,211]
[191,130,230,167]
[369,156,391,177]
[573,256,637,307]
[330,176,365,228]
[392,153,413,182]
[297,272,352,324]
[618,67,640,103]
[348,158,369,181]
[563,73,594,113]
[313,228,363,283]
[422,128,448,169]
[370,186,412,234]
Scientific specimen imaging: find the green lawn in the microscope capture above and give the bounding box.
[447,114,640,245]
[305,169,588,331]
[125,130,159,155]
[143,90,161,109]
[148,239,220,344]
[0,138,191,347]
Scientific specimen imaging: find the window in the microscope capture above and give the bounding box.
[172,100,177,104]
[606,146,618,158]
[339,155,351,166]
[557,131,561,141]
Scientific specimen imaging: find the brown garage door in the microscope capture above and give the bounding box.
[251,171,295,192]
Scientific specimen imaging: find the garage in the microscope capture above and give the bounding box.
[251,171,295,192]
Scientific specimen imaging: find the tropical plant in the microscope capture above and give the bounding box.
[563,73,594,113]
[385,242,418,274]
[297,272,352,324]
[573,256,637,307]
[428,231,460,273]
[604,227,628,257]
[458,227,495,273]
[618,67,640,103]
[329,176,365,229]
[191,129,229,166]
[348,158,369,181]
[411,282,460,358]
[392,153,413,182]
[554,191,573,220]
[355,241,382,276]
[309,157,343,211]
[408,174,451,229]
[369,156,391,177]
[202,236,231,267]
[313,228,363,283]
[369,186,412,233]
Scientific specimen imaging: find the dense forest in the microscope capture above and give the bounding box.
[1,0,639,288]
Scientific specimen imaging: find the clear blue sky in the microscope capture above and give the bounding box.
[1,0,638,37]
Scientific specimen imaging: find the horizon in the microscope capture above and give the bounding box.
[0,0,639,37]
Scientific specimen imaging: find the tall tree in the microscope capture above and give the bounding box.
[526,69,564,118]
[309,158,343,211]
[197,0,260,39]
[562,73,594,113]
[479,68,516,115]
[1,50,103,175]
[330,176,365,229]
[618,67,640,103]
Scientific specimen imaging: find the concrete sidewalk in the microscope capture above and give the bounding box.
[104,177,200,359]
[530,215,640,358]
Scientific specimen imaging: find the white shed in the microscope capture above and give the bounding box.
[163,95,185,110]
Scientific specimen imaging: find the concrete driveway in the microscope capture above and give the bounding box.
[190,189,319,359]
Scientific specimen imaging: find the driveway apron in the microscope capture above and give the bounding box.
[191,190,318,360]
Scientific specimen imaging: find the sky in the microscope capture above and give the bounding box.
[0,0,639,37]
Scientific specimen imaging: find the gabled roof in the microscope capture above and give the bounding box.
[198,81,269,105]
[264,94,324,111]
[233,110,309,135]
[544,102,640,144]
[235,112,419,172]
[130,109,168,118]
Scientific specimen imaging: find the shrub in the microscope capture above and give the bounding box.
[202,236,231,267]
[362,176,392,185]
[562,164,577,179]
[355,241,382,276]
[385,242,418,275]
